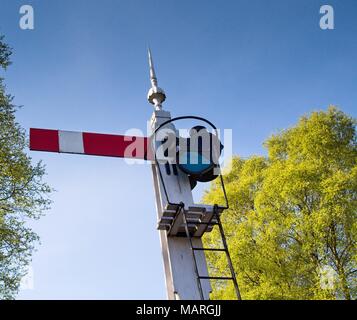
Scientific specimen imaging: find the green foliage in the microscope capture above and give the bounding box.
[0,35,51,299]
[203,107,356,300]
[0,35,12,70]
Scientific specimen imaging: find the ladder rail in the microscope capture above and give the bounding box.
[214,205,242,300]
[181,203,242,300]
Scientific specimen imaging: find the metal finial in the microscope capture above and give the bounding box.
[147,48,166,110]
[148,48,157,87]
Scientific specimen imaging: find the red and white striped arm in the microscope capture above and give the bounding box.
[29,128,154,160]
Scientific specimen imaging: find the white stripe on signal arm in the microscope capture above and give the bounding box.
[59,130,84,154]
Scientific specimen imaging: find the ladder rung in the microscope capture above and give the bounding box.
[192,247,226,252]
[198,276,234,280]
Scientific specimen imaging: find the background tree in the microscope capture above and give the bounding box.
[0,35,51,299]
[203,107,356,300]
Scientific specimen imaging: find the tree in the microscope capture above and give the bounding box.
[0,35,51,299]
[203,107,356,300]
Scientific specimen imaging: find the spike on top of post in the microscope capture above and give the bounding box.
[148,48,157,87]
[147,48,166,110]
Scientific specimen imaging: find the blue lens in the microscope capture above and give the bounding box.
[178,151,212,174]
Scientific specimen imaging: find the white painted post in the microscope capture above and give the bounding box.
[150,109,211,300]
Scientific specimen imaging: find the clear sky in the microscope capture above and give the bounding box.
[0,0,356,299]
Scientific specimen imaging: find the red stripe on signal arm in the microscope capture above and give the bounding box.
[30,128,59,152]
[145,136,154,161]
[82,132,153,160]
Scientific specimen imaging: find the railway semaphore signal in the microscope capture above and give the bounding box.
[29,50,241,300]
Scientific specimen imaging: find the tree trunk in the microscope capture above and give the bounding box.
[338,266,351,300]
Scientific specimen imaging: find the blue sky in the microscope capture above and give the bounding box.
[0,0,356,299]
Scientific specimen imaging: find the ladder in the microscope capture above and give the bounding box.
[181,204,242,300]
